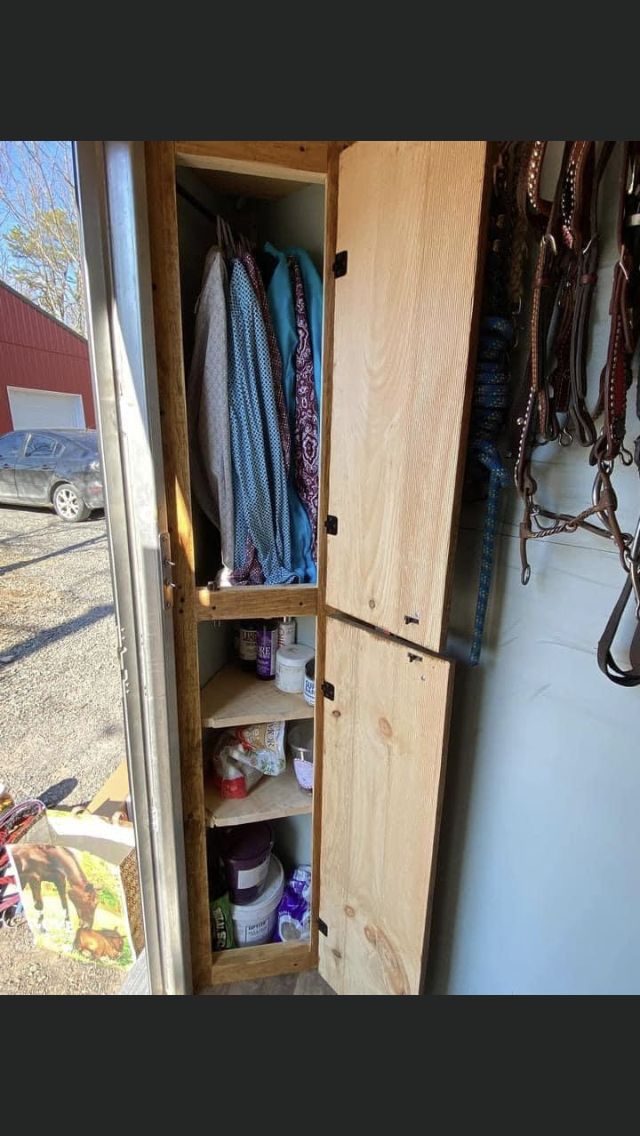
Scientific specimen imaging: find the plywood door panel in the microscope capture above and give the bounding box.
[326,141,489,652]
[317,616,453,995]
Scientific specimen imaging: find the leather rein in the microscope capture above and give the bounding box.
[514,140,640,683]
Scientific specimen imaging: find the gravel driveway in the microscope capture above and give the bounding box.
[0,504,126,995]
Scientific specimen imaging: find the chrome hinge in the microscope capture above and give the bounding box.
[117,629,130,696]
[159,531,176,610]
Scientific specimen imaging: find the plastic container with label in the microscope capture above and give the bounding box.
[218,821,273,905]
[303,658,315,705]
[230,855,285,946]
[238,623,258,672]
[288,721,314,792]
[275,644,315,694]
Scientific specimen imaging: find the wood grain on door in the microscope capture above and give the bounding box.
[325,141,489,652]
[318,615,454,995]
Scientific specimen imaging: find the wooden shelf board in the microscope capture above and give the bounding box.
[201,665,314,728]
[210,941,314,986]
[204,762,312,828]
[188,167,308,200]
[175,141,328,182]
[196,584,318,621]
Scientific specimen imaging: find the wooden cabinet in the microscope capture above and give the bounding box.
[143,140,489,994]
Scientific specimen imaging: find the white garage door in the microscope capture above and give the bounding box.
[8,386,86,430]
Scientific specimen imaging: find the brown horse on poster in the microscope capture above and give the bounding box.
[11,845,98,932]
[74,928,123,961]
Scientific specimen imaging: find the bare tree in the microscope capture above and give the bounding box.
[0,141,85,335]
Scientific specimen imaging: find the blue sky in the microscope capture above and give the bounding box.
[0,140,75,260]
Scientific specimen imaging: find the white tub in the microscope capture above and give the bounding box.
[230,855,285,946]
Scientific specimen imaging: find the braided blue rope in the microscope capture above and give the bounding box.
[469,317,514,665]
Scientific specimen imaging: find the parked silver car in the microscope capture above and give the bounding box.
[0,429,104,521]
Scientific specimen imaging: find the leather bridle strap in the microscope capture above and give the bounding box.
[595,144,640,683]
[549,141,594,428]
[598,574,640,686]
[590,142,640,470]
[531,142,569,442]
[514,142,563,510]
[569,141,614,445]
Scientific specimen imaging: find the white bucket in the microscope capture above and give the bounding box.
[230,855,285,946]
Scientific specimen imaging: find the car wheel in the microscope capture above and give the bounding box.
[52,483,90,523]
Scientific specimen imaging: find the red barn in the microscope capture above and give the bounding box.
[0,281,95,434]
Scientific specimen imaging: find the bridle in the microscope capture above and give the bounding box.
[514,140,640,682]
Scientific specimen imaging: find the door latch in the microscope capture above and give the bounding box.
[117,630,130,696]
[159,531,176,610]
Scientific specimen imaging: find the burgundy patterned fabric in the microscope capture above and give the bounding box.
[289,257,319,558]
[241,252,291,473]
[231,536,264,585]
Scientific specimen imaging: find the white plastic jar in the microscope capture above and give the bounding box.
[230,855,285,946]
[275,644,315,693]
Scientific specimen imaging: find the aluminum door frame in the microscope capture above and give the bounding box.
[75,141,191,995]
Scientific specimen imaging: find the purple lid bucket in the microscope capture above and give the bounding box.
[218,821,274,905]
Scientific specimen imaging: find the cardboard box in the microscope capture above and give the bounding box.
[7,808,143,969]
[87,760,131,822]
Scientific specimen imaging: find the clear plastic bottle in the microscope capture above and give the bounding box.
[277,616,297,648]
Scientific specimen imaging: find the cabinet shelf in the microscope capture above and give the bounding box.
[201,665,314,728]
[210,941,314,985]
[196,584,318,622]
[204,762,312,827]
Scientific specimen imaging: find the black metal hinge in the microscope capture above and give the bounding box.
[333,251,348,278]
[317,917,328,936]
[325,514,338,535]
[321,681,335,701]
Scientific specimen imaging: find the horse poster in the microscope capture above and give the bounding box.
[7,810,143,968]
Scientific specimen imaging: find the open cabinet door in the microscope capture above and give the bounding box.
[75,142,192,994]
[317,617,453,995]
[325,141,489,653]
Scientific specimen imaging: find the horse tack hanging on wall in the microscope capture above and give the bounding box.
[596,144,640,684]
[515,140,617,578]
[513,139,640,684]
